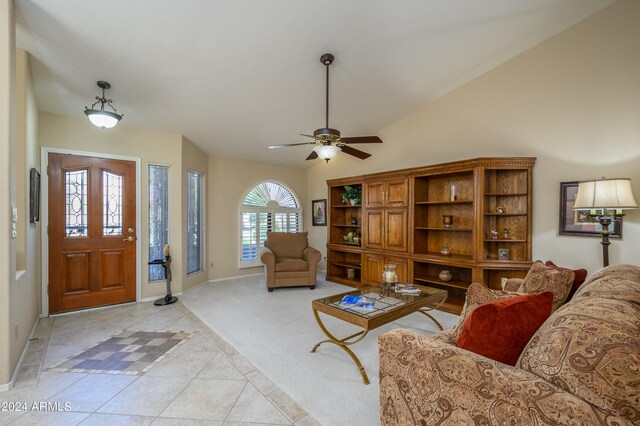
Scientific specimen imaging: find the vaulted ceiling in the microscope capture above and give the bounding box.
[16,0,613,167]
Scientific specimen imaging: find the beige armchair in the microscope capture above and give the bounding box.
[259,232,321,292]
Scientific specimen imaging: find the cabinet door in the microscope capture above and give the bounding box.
[363,253,385,285]
[386,178,409,207]
[365,181,385,208]
[385,209,408,252]
[364,209,384,250]
[385,256,408,284]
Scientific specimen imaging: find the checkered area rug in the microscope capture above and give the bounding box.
[47,330,193,375]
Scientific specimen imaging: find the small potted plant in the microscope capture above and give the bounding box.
[342,186,361,205]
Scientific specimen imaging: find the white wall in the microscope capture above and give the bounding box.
[306,0,640,275]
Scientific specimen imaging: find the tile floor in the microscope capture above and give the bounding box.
[0,301,321,426]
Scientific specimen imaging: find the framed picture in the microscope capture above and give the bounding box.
[559,181,621,238]
[30,168,40,223]
[312,199,327,226]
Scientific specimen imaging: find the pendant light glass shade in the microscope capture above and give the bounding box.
[84,81,123,129]
[84,110,121,129]
[314,145,341,162]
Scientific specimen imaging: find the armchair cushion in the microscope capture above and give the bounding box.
[456,291,553,365]
[264,231,309,258]
[275,258,309,272]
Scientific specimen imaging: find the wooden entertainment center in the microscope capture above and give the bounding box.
[325,157,536,314]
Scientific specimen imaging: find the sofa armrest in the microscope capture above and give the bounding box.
[302,247,321,264]
[504,277,523,292]
[379,329,607,425]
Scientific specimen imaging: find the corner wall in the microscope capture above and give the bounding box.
[11,48,40,379]
[306,0,640,274]
[181,136,208,291]
[207,156,307,280]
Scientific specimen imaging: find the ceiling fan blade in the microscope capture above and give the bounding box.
[268,142,316,149]
[300,134,316,139]
[306,150,319,160]
[340,145,371,160]
[340,136,383,144]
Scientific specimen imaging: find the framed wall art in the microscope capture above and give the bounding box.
[312,199,327,226]
[559,181,621,238]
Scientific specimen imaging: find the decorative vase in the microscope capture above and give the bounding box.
[349,199,357,206]
[440,245,451,256]
[442,215,454,228]
[347,268,355,279]
[503,228,510,239]
[351,217,358,225]
[438,270,452,282]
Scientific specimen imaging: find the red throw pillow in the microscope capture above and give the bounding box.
[456,292,553,366]
[544,261,588,300]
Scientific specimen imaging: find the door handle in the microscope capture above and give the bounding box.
[123,236,136,242]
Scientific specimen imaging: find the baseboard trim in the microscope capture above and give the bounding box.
[139,293,183,304]
[0,314,41,391]
[208,273,263,283]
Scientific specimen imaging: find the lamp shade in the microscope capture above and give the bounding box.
[84,109,122,129]
[573,178,638,210]
[314,145,341,161]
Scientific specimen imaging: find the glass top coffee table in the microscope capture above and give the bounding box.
[311,285,447,384]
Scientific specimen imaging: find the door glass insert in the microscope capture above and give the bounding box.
[103,171,123,236]
[65,169,89,237]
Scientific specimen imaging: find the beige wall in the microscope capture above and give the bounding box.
[38,112,186,299]
[207,156,307,280]
[11,49,40,379]
[182,136,208,291]
[0,0,16,386]
[307,0,640,274]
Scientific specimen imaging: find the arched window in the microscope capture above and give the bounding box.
[240,181,302,268]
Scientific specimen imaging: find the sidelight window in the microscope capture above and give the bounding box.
[149,164,170,281]
[187,171,203,275]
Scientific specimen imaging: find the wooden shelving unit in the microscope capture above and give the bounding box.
[325,157,535,313]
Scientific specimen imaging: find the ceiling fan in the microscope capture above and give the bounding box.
[268,53,383,163]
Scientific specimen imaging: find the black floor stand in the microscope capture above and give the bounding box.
[148,255,178,306]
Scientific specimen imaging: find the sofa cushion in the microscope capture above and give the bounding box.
[518,265,640,422]
[517,261,574,311]
[265,232,308,258]
[450,283,522,342]
[275,257,309,272]
[456,292,553,366]
[544,260,587,300]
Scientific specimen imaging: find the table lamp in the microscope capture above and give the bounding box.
[573,178,637,267]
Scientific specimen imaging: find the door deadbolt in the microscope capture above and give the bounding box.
[128,227,135,234]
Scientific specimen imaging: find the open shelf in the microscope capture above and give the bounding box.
[332,224,361,228]
[332,261,362,270]
[484,213,527,216]
[484,239,527,243]
[415,200,473,205]
[414,277,469,290]
[415,227,472,232]
[484,192,527,196]
[332,204,362,208]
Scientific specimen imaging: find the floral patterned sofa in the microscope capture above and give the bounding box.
[379,264,640,425]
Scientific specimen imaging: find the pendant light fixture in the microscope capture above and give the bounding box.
[84,81,123,129]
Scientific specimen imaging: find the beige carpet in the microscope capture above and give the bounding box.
[181,275,459,426]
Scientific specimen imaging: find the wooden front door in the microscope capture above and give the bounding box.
[48,153,137,313]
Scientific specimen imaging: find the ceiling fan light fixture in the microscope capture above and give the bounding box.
[314,145,341,162]
[84,81,123,129]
